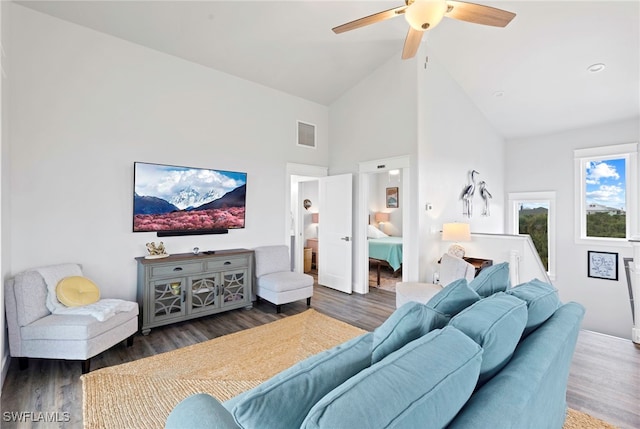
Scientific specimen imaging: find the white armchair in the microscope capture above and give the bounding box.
[254,245,314,313]
[395,254,476,308]
[4,264,138,373]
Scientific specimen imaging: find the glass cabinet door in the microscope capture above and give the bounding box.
[220,269,248,309]
[151,278,186,322]
[189,274,219,314]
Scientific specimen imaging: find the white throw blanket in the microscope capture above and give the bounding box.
[50,298,137,322]
[37,263,137,322]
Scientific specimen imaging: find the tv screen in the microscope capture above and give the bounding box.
[133,162,247,233]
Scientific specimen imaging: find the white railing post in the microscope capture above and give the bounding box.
[509,250,520,287]
[630,237,640,344]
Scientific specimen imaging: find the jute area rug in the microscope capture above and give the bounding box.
[82,310,365,429]
[82,309,617,429]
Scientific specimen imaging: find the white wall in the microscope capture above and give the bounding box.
[505,117,640,339]
[457,234,550,287]
[329,54,418,175]
[418,47,506,283]
[6,5,329,299]
[329,46,506,291]
[329,54,419,292]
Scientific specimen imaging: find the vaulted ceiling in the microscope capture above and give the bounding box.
[15,0,640,139]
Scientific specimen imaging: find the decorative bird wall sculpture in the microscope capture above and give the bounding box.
[478,180,492,216]
[460,169,478,217]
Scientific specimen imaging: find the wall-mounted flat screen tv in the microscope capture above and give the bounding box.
[133,162,247,234]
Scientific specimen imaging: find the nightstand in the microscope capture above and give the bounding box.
[463,257,493,277]
[306,238,318,269]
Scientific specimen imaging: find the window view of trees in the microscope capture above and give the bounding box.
[586,212,626,238]
[518,205,549,270]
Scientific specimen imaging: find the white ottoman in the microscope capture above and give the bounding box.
[395,282,443,308]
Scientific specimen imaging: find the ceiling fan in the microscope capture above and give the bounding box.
[332,0,516,60]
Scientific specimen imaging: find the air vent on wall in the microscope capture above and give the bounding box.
[297,120,316,149]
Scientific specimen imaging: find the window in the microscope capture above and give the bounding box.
[574,143,638,243]
[508,192,556,279]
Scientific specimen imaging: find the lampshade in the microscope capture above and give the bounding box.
[405,0,447,31]
[442,223,471,242]
[375,212,390,223]
[311,213,319,223]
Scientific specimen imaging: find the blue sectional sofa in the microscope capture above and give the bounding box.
[166,265,585,429]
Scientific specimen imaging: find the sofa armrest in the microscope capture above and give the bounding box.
[4,278,23,356]
[165,394,239,429]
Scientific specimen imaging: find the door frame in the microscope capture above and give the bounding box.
[286,163,328,273]
[358,155,417,294]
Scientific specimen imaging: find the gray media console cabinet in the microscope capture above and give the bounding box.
[135,249,254,335]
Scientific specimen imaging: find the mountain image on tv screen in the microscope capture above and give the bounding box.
[133,162,247,232]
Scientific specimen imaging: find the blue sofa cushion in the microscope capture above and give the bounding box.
[166,393,240,429]
[371,301,449,364]
[226,332,373,429]
[506,278,560,336]
[449,292,527,385]
[469,262,510,297]
[426,278,480,316]
[448,302,586,429]
[301,326,483,429]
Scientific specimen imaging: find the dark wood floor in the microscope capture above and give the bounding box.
[1,283,638,428]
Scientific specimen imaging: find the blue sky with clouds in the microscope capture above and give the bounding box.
[585,158,626,210]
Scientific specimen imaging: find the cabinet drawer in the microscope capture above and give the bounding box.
[206,256,249,271]
[150,262,204,278]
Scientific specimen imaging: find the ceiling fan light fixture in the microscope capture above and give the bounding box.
[405,0,447,31]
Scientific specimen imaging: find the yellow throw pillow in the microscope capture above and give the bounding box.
[56,276,101,307]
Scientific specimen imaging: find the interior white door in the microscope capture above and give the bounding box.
[318,174,353,293]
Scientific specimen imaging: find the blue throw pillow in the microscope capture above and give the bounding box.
[449,292,527,385]
[506,278,560,336]
[426,278,481,316]
[301,326,483,429]
[469,262,510,297]
[371,301,449,364]
[227,332,373,429]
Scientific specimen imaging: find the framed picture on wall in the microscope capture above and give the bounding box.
[587,251,618,281]
[386,187,399,208]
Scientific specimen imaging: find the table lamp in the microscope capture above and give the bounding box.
[442,222,471,258]
[375,212,390,233]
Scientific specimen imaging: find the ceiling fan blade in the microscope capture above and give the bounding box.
[445,1,516,27]
[332,5,407,34]
[402,27,424,59]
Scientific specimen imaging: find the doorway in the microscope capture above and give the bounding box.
[357,155,417,294]
[287,157,417,296]
[366,169,404,291]
[297,178,320,275]
[286,163,327,275]
[287,164,353,294]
